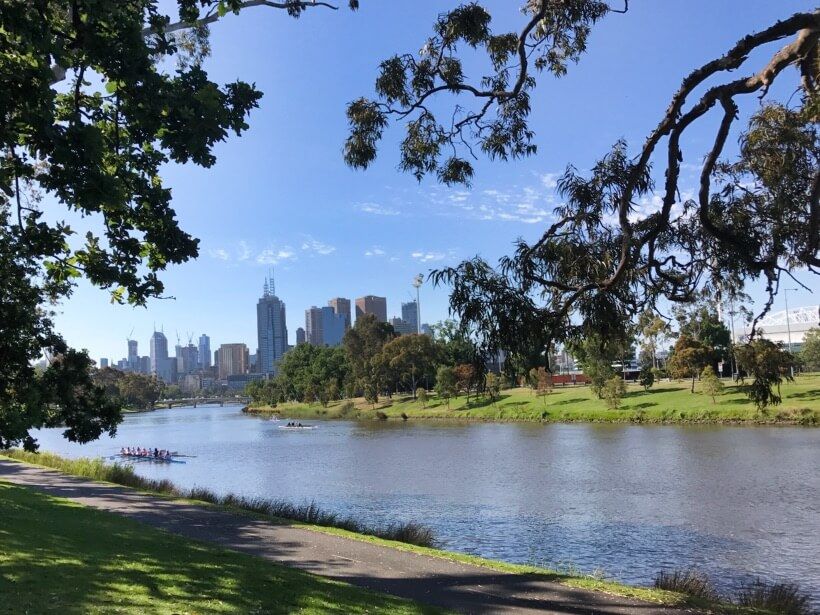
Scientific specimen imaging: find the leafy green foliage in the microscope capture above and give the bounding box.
[667,335,712,393]
[735,340,797,410]
[434,366,457,409]
[700,366,724,404]
[601,375,626,410]
[638,363,654,391]
[93,368,162,410]
[800,327,820,371]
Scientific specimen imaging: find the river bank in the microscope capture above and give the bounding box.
[0,452,784,614]
[244,374,820,426]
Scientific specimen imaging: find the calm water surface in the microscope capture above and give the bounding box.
[33,405,820,600]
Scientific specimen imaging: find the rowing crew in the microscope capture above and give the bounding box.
[120,447,172,460]
[285,422,306,428]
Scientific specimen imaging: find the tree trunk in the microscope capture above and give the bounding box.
[691,374,696,393]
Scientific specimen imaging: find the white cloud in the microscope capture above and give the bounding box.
[411,250,451,263]
[209,248,230,261]
[301,236,336,255]
[365,246,386,257]
[355,202,401,216]
[237,240,251,261]
[540,172,560,189]
[256,248,296,265]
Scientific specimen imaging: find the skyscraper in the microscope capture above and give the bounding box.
[256,273,288,374]
[328,297,352,330]
[198,334,211,369]
[401,300,419,334]
[218,343,249,379]
[296,327,306,345]
[150,330,175,383]
[127,339,139,370]
[305,307,323,346]
[355,295,387,323]
[176,343,198,375]
[322,306,346,346]
[99,358,109,368]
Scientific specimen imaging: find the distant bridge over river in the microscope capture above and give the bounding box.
[157,397,251,409]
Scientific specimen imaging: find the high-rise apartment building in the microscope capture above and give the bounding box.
[322,306,346,346]
[401,301,419,334]
[176,343,198,375]
[217,343,249,379]
[328,297,352,330]
[99,358,109,368]
[198,334,211,369]
[256,274,288,374]
[390,317,415,336]
[296,327,306,345]
[355,295,387,323]
[305,307,323,346]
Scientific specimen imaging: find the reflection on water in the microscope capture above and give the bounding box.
[32,405,820,600]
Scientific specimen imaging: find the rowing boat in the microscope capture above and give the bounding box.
[110,454,186,464]
[277,425,317,430]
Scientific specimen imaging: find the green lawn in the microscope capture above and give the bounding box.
[247,373,820,425]
[0,482,441,615]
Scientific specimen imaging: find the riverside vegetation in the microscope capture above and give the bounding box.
[245,372,820,426]
[3,450,814,615]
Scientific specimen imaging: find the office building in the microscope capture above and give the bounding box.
[256,274,288,374]
[218,343,249,379]
[198,334,211,369]
[390,317,415,336]
[322,306,346,346]
[355,295,387,323]
[127,339,139,370]
[99,358,109,368]
[305,307,323,346]
[401,301,419,334]
[421,323,433,337]
[139,356,151,374]
[150,330,175,383]
[328,297,352,330]
[296,327,306,345]
[176,343,198,375]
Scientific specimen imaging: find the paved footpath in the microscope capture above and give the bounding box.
[0,459,694,615]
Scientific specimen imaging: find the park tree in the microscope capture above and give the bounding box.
[434,366,458,410]
[530,367,553,409]
[674,304,733,372]
[800,327,820,371]
[638,363,655,392]
[343,314,395,404]
[602,376,627,410]
[734,339,798,411]
[416,387,428,408]
[638,312,671,370]
[380,334,438,398]
[667,335,712,393]
[485,373,501,407]
[453,364,477,404]
[700,366,724,404]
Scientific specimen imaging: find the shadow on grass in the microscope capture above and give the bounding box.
[629,402,658,410]
[0,482,430,615]
[551,397,587,406]
[786,389,820,400]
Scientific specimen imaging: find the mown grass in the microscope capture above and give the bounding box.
[247,373,820,426]
[0,481,442,614]
[0,452,798,614]
[0,449,435,547]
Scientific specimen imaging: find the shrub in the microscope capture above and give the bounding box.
[416,387,428,407]
[700,365,724,403]
[375,410,388,420]
[337,401,355,417]
[400,412,408,421]
[654,569,719,601]
[602,376,627,409]
[735,579,813,615]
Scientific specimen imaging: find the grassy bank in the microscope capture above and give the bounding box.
[0,481,441,614]
[0,451,795,613]
[246,373,820,425]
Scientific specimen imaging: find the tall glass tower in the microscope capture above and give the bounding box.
[256,273,288,375]
[198,334,211,369]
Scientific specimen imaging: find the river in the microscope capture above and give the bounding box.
[31,404,820,601]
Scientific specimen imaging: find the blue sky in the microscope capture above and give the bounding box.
[54,0,818,362]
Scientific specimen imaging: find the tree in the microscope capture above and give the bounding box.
[530,367,553,409]
[638,312,671,369]
[675,304,732,373]
[434,366,457,410]
[343,314,395,404]
[485,373,500,407]
[638,363,655,391]
[416,387,428,408]
[453,364,477,404]
[410,7,819,409]
[379,334,438,398]
[800,327,820,371]
[667,335,712,393]
[431,320,478,367]
[735,340,798,411]
[602,376,627,410]
[700,366,724,404]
